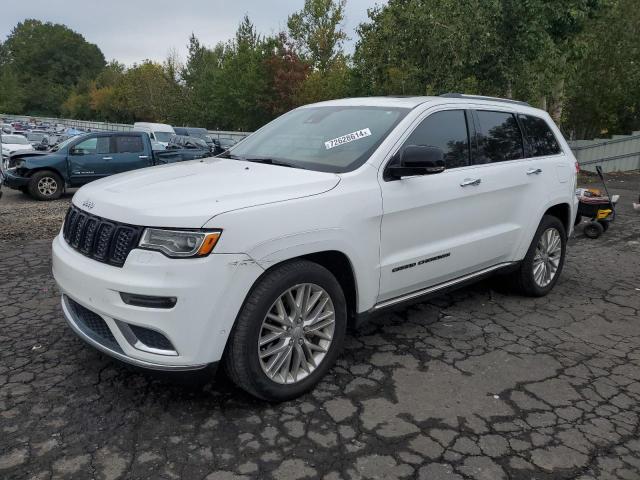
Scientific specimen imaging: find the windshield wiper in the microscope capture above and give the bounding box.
[216,150,242,159]
[243,157,304,169]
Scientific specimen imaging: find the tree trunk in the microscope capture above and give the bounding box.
[548,54,567,124]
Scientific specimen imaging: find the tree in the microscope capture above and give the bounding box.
[288,0,348,72]
[1,19,105,115]
[0,64,24,114]
[563,0,640,137]
[262,34,311,118]
[352,0,609,121]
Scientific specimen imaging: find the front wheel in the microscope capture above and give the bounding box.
[28,170,63,201]
[510,215,567,297]
[224,260,347,401]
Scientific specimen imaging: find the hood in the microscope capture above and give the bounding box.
[73,158,340,228]
[2,144,34,153]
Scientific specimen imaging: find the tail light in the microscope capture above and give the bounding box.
[575,161,580,173]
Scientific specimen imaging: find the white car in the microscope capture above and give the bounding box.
[1,134,34,169]
[52,95,578,400]
[133,122,176,148]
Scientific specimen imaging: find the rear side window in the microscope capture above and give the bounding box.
[115,136,144,153]
[96,137,111,155]
[518,114,561,157]
[474,111,524,163]
[403,110,470,168]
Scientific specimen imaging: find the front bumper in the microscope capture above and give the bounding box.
[2,168,30,188]
[52,233,264,370]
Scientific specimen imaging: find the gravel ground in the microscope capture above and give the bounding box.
[1,173,640,480]
[0,187,74,242]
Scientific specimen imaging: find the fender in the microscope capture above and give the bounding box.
[248,228,375,313]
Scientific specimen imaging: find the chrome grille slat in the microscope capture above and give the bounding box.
[62,206,142,267]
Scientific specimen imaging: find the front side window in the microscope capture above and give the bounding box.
[401,110,470,168]
[115,136,144,153]
[73,136,110,155]
[474,111,524,163]
[229,106,409,173]
[518,114,561,157]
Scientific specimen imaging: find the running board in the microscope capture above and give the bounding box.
[372,262,515,311]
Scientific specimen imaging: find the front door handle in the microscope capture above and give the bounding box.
[139,155,149,159]
[460,178,481,187]
[526,168,543,175]
[102,156,113,160]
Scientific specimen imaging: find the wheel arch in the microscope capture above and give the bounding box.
[253,249,360,328]
[544,202,572,234]
[24,166,65,181]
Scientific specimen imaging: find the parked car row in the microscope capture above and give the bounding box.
[1,131,215,200]
[1,117,242,201]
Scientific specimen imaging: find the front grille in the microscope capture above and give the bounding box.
[67,297,121,351]
[63,206,142,267]
[129,325,175,351]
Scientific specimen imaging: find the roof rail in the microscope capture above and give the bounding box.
[440,93,530,107]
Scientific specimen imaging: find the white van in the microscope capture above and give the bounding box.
[132,122,175,147]
[54,95,578,401]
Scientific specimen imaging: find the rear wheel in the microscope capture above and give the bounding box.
[598,220,610,232]
[224,260,347,401]
[28,170,63,201]
[510,215,566,296]
[584,221,604,239]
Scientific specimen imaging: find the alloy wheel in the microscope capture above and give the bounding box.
[533,227,562,288]
[37,177,58,197]
[258,283,335,384]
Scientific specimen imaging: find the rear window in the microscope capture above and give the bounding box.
[474,111,524,163]
[115,136,144,153]
[518,114,561,157]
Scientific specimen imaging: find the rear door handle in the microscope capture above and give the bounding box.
[526,168,543,175]
[102,156,113,160]
[139,155,149,159]
[460,178,481,187]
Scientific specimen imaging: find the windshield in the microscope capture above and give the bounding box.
[154,132,174,143]
[229,106,409,173]
[2,135,29,145]
[51,136,77,151]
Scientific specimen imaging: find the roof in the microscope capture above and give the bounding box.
[305,95,544,114]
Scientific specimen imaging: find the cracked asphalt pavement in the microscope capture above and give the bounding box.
[1,174,640,480]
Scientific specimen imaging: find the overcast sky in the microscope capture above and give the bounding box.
[1,0,385,65]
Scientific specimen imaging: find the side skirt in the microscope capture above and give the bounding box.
[351,262,518,329]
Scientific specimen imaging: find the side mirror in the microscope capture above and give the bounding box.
[387,145,446,179]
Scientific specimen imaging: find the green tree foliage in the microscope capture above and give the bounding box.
[563,0,640,138]
[1,19,105,115]
[352,0,607,121]
[287,0,347,72]
[0,63,24,113]
[4,1,639,137]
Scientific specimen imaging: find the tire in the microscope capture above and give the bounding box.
[598,220,610,232]
[510,215,567,297]
[224,260,347,401]
[584,221,604,239]
[28,170,63,201]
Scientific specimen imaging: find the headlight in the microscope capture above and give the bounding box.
[139,228,222,258]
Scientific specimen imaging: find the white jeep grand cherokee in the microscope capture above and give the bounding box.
[52,94,578,401]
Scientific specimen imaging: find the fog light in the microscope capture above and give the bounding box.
[120,293,177,309]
